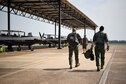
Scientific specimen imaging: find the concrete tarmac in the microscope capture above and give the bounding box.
[0,44,125,84]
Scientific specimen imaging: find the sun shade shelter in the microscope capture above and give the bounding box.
[0,0,97,49]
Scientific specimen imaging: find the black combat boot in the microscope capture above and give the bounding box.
[97,66,100,71]
[75,63,80,67]
[70,65,72,69]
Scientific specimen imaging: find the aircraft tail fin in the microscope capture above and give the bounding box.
[39,32,44,39]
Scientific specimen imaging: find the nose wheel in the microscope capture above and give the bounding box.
[28,45,34,51]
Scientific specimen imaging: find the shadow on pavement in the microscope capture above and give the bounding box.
[69,69,97,72]
[43,68,69,71]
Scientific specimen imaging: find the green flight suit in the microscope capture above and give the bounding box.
[93,31,108,68]
[67,32,82,66]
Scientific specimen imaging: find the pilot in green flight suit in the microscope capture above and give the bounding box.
[91,26,109,71]
[67,28,82,69]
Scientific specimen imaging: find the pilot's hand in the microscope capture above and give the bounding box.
[107,46,109,51]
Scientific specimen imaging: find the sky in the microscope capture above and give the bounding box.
[0,0,126,40]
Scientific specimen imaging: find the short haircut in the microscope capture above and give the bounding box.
[100,26,104,31]
[72,28,76,32]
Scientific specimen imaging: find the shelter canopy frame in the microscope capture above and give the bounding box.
[0,0,97,49]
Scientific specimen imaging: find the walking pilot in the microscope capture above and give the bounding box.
[67,28,82,69]
[91,26,109,71]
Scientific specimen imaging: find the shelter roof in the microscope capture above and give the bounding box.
[0,0,97,30]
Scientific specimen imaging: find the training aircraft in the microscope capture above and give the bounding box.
[40,33,67,47]
[0,30,43,51]
[0,30,67,51]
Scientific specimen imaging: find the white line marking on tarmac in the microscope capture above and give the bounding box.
[98,48,116,84]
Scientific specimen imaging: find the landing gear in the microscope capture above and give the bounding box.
[28,45,34,51]
[7,44,13,51]
[17,45,21,51]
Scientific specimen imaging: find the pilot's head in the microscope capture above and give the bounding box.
[99,26,104,31]
[72,28,76,33]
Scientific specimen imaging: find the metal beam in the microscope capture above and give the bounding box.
[84,18,86,36]
[94,26,96,34]
[55,19,57,39]
[57,0,61,49]
[7,0,10,36]
[11,1,58,4]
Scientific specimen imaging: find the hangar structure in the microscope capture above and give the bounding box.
[0,0,97,49]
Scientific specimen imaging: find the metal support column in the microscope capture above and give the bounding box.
[84,18,86,36]
[7,0,11,36]
[7,0,13,51]
[94,26,96,34]
[55,19,56,39]
[58,0,61,49]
